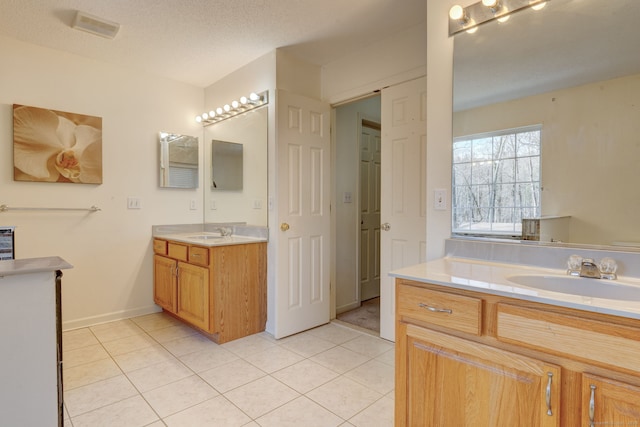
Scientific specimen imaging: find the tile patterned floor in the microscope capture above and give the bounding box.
[62,312,395,426]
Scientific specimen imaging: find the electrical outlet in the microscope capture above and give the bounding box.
[127,197,141,209]
[210,200,217,210]
[190,199,197,210]
[253,199,263,209]
[434,189,447,210]
[343,192,353,203]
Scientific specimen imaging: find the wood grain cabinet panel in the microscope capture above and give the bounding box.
[153,239,266,343]
[395,278,640,427]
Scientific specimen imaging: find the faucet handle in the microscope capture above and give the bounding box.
[567,254,583,275]
[599,257,617,280]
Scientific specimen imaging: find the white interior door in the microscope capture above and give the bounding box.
[359,121,381,302]
[274,89,331,339]
[380,77,427,341]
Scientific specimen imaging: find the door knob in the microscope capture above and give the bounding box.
[280,222,290,231]
[381,222,391,231]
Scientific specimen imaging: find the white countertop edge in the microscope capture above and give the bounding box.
[154,232,267,247]
[0,256,73,277]
[390,257,640,321]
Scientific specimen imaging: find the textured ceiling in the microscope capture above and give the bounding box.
[0,0,426,87]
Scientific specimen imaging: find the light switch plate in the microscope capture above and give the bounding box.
[434,189,447,210]
[127,197,141,209]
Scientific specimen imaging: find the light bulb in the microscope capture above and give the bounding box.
[249,92,260,101]
[202,112,209,120]
[449,5,464,20]
[530,0,546,10]
[209,110,215,117]
[223,104,231,112]
[240,96,248,105]
[195,116,202,123]
[466,26,478,34]
[231,100,239,109]
[497,14,510,23]
[482,0,498,7]
[216,107,223,115]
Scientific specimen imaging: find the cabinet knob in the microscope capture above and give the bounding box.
[280,223,290,232]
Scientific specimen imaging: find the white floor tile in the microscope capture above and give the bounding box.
[71,395,158,427]
[256,396,343,427]
[64,374,138,417]
[224,375,300,419]
[89,319,145,343]
[178,346,238,373]
[125,358,192,392]
[340,334,394,358]
[63,343,110,368]
[163,395,251,427]
[199,359,266,393]
[64,357,123,390]
[243,345,304,373]
[62,313,394,425]
[143,375,219,418]
[348,396,395,427]
[310,345,371,374]
[344,359,395,395]
[306,376,383,420]
[63,328,99,351]
[271,359,339,394]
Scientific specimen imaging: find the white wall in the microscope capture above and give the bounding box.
[334,96,381,313]
[426,0,455,260]
[454,73,640,245]
[0,35,203,329]
[322,23,427,104]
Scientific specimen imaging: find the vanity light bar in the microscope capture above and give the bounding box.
[196,90,269,127]
[449,0,549,36]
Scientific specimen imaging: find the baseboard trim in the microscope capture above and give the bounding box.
[336,301,361,315]
[62,305,161,331]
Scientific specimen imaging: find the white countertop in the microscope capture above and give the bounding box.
[390,257,640,320]
[154,232,267,247]
[0,256,73,277]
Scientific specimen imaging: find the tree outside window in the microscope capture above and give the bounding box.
[452,126,541,236]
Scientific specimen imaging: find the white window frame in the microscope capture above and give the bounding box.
[452,125,542,238]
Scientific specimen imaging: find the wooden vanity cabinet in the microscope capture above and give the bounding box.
[396,279,640,426]
[153,238,266,343]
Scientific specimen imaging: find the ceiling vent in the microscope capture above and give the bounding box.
[72,11,120,39]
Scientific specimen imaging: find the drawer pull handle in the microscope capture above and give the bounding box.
[589,384,596,427]
[192,253,201,257]
[419,303,452,314]
[545,372,553,416]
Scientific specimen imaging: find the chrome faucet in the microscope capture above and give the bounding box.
[567,255,617,280]
[218,227,233,237]
[579,258,601,279]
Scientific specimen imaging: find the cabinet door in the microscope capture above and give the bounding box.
[399,323,560,427]
[176,261,210,331]
[154,255,177,313]
[582,373,640,426]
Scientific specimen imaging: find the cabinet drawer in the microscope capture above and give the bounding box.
[189,246,209,267]
[397,284,482,335]
[167,243,188,261]
[153,239,167,255]
[497,303,640,374]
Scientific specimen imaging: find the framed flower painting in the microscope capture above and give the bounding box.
[13,104,103,184]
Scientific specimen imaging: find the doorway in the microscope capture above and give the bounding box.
[333,95,381,334]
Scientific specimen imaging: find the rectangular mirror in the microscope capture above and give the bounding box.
[159,132,199,188]
[211,140,243,191]
[452,0,640,247]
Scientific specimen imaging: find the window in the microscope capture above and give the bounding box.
[452,125,541,236]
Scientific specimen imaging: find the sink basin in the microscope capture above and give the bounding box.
[507,274,640,301]
[187,234,225,240]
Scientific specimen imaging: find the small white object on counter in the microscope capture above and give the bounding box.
[390,257,640,321]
